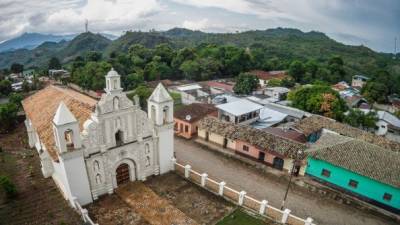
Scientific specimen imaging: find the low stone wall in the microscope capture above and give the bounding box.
[172,159,315,225]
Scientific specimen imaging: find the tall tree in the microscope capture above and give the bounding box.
[233,73,258,95]
[10,63,23,74]
[48,57,61,70]
[288,60,305,83]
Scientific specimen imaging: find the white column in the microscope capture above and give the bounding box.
[259,200,268,215]
[219,181,226,196]
[171,157,176,170]
[184,164,191,178]
[201,173,208,187]
[305,217,313,225]
[281,209,291,224]
[238,191,246,206]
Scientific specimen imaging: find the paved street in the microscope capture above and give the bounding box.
[174,137,397,225]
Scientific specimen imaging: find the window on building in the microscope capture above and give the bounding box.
[113,97,120,110]
[383,193,392,202]
[64,129,74,150]
[185,125,189,132]
[145,156,151,167]
[381,125,386,129]
[115,130,123,146]
[348,179,358,188]
[163,106,169,124]
[243,145,249,152]
[145,143,150,154]
[321,169,331,178]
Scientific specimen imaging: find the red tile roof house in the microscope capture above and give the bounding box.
[249,70,288,87]
[206,80,235,94]
[198,117,307,175]
[174,103,217,139]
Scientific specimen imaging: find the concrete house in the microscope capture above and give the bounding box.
[216,99,263,125]
[306,130,400,213]
[351,75,369,88]
[198,117,307,175]
[174,103,217,139]
[22,69,175,206]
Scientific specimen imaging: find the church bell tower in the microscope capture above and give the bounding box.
[147,83,174,174]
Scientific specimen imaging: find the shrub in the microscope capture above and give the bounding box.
[0,175,17,199]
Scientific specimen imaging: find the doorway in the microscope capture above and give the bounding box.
[116,163,130,185]
[258,152,265,161]
[272,157,284,170]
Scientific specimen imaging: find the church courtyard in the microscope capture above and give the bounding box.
[88,172,275,225]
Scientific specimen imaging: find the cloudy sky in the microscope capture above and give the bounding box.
[0,0,399,52]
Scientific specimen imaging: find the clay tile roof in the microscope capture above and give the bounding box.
[174,103,217,123]
[294,115,400,152]
[264,127,307,143]
[308,132,400,188]
[249,70,287,80]
[22,85,97,161]
[198,117,306,158]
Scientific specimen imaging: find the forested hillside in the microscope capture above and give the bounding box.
[1,28,399,93]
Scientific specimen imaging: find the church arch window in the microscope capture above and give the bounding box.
[95,174,102,184]
[113,97,120,110]
[163,106,169,124]
[93,160,100,171]
[145,156,151,167]
[64,129,74,150]
[151,105,156,121]
[115,130,123,146]
[145,143,150,154]
[113,79,117,89]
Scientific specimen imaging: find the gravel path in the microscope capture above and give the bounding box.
[174,137,397,225]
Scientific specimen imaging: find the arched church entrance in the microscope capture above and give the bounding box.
[116,163,130,185]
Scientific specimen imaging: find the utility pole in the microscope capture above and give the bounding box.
[85,19,89,33]
[394,37,397,59]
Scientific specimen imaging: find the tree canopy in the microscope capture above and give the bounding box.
[233,73,258,95]
[288,85,347,120]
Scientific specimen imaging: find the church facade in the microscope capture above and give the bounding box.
[22,69,174,205]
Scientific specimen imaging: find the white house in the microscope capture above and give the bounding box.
[216,99,263,124]
[22,69,174,206]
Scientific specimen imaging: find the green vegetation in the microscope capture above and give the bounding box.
[288,84,347,120]
[217,209,268,225]
[0,103,19,133]
[8,93,23,109]
[0,79,12,97]
[0,175,17,199]
[0,28,398,93]
[233,73,259,95]
[344,109,378,130]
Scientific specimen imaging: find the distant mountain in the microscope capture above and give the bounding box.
[58,32,112,62]
[0,33,76,53]
[0,32,111,68]
[104,31,171,56]
[0,28,398,78]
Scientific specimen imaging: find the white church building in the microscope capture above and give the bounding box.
[22,69,174,206]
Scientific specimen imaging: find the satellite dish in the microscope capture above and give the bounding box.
[185,115,191,121]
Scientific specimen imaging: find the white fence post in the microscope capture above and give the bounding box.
[259,200,268,215]
[305,217,313,225]
[219,181,226,196]
[81,209,89,222]
[184,164,191,178]
[201,173,208,187]
[281,209,291,224]
[171,157,177,170]
[238,191,246,206]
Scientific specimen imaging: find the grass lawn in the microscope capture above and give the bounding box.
[216,209,270,225]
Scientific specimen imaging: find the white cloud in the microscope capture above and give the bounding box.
[0,0,162,40]
[182,19,209,30]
